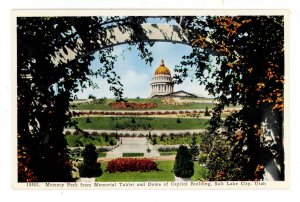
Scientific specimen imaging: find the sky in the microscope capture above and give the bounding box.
[75,42,210,99]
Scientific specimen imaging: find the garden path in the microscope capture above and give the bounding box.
[106,137,160,158]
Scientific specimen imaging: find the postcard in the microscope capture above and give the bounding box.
[12,9,289,189]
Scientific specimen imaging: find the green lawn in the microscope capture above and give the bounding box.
[66,133,117,147]
[122,153,144,157]
[71,117,208,130]
[159,152,177,156]
[74,98,216,111]
[96,160,209,182]
[152,134,202,145]
[98,152,107,158]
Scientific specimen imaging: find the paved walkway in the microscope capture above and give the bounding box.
[106,137,160,158]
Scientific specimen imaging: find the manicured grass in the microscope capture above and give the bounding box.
[98,152,107,158]
[159,152,177,156]
[97,161,175,182]
[66,133,117,147]
[122,153,144,157]
[71,117,208,130]
[152,134,202,145]
[96,160,209,182]
[74,98,216,111]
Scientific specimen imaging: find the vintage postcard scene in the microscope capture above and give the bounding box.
[14,10,287,189]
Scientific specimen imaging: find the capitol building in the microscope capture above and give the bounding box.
[150,60,198,98]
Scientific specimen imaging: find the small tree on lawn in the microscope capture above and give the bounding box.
[79,144,102,178]
[88,94,96,100]
[189,135,200,161]
[174,145,194,178]
[152,137,157,145]
[131,117,136,124]
[86,117,91,123]
[204,106,210,116]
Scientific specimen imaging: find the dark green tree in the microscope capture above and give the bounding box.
[88,94,96,100]
[131,117,136,124]
[17,15,284,182]
[189,135,200,161]
[174,145,194,178]
[85,117,91,123]
[79,144,102,178]
[204,106,210,116]
[17,16,155,181]
[175,16,284,180]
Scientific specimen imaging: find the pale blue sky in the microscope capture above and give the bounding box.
[75,42,210,99]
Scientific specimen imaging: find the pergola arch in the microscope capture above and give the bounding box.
[51,23,190,66]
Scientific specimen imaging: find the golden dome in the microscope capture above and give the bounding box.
[154,59,171,75]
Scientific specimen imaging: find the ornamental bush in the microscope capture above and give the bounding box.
[106,158,158,173]
[174,145,194,178]
[79,144,103,178]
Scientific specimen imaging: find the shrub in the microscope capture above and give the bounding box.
[131,117,136,124]
[109,139,115,146]
[79,144,102,178]
[176,118,182,124]
[204,106,210,116]
[69,148,83,157]
[91,131,99,136]
[86,117,91,123]
[174,145,194,178]
[152,138,157,145]
[73,130,80,136]
[97,147,110,152]
[106,158,158,173]
[158,147,178,152]
[198,153,208,165]
[189,135,200,161]
[65,131,71,136]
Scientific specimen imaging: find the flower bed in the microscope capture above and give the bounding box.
[106,158,158,173]
[110,101,157,109]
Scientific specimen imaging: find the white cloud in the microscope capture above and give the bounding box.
[75,42,210,99]
[121,69,151,98]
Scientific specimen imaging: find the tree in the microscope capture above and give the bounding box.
[204,106,210,116]
[189,135,200,161]
[131,117,136,124]
[88,94,96,100]
[174,145,194,178]
[85,117,91,123]
[175,16,284,180]
[152,137,157,145]
[79,144,102,178]
[17,15,284,182]
[17,16,155,182]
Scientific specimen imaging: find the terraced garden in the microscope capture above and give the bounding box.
[74,98,216,111]
[71,116,209,130]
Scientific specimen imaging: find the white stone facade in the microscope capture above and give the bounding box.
[150,74,174,97]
